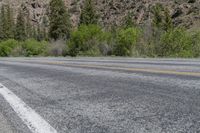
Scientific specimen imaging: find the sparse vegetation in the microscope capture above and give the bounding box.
[0,1,199,58]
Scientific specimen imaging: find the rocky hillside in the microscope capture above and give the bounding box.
[0,0,200,29]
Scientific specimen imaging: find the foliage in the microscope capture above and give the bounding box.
[159,28,193,57]
[0,2,199,58]
[114,27,140,56]
[163,8,173,31]
[191,31,200,57]
[0,39,20,56]
[49,0,71,40]
[123,12,135,28]
[0,5,14,40]
[79,0,98,25]
[152,4,173,31]
[22,39,48,56]
[25,12,33,39]
[68,24,111,56]
[15,9,26,41]
[0,39,48,57]
[5,5,14,39]
[152,3,164,29]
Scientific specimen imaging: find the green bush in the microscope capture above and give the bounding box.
[23,39,48,56]
[0,45,11,56]
[159,28,193,57]
[0,39,20,57]
[68,24,112,56]
[114,27,140,56]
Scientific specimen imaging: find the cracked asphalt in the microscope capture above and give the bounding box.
[0,57,200,133]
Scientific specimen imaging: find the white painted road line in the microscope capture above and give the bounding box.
[0,83,57,133]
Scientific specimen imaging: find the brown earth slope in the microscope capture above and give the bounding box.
[0,0,200,29]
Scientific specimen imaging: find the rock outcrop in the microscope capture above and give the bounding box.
[0,0,200,29]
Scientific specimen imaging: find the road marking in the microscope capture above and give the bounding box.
[2,60,200,77]
[45,61,200,77]
[0,83,57,133]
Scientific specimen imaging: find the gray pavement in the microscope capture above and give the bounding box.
[0,57,200,133]
[0,113,13,133]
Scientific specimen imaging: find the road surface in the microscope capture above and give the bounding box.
[0,57,200,133]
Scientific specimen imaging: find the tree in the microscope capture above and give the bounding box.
[152,4,164,29]
[0,5,15,40]
[68,24,103,56]
[159,28,193,57]
[0,6,5,40]
[36,24,44,41]
[25,12,33,39]
[79,0,98,25]
[32,26,38,40]
[5,5,14,39]
[15,9,26,41]
[1,5,7,40]
[152,4,173,31]
[114,27,140,56]
[49,0,71,40]
[163,8,173,31]
[123,12,135,28]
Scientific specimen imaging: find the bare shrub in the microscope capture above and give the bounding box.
[46,40,67,56]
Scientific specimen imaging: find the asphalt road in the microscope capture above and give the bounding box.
[0,57,200,133]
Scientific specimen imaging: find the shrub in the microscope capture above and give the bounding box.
[46,40,68,56]
[114,27,140,56]
[0,45,11,56]
[23,39,48,56]
[68,24,111,56]
[159,28,193,57]
[0,39,20,57]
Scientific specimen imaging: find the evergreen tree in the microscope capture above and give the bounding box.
[41,16,49,40]
[25,12,33,38]
[37,24,43,41]
[152,4,163,29]
[123,12,135,28]
[32,26,38,40]
[79,0,98,25]
[152,4,173,31]
[0,5,14,40]
[15,9,26,41]
[0,6,4,40]
[49,0,71,40]
[5,5,14,39]
[0,5,7,40]
[163,8,173,31]
[42,27,48,41]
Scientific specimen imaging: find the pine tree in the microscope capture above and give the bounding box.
[0,6,4,40]
[152,4,163,29]
[42,27,48,41]
[25,12,33,38]
[79,0,98,25]
[32,26,37,40]
[37,24,43,41]
[41,16,49,40]
[0,5,15,40]
[49,0,71,40]
[123,12,135,28]
[15,9,26,41]
[0,5,7,40]
[5,5,14,39]
[163,8,173,31]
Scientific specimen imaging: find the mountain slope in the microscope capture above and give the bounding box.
[0,0,200,29]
